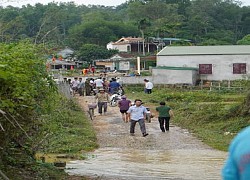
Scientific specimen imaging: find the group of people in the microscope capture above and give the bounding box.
[116,95,174,137]
[69,76,122,97]
[82,66,95,76]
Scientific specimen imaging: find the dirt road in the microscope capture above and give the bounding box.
[66,96,227,180]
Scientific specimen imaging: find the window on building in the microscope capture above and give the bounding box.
[199,64,212,74]
[127,45,131,52]
[233,63,246,74]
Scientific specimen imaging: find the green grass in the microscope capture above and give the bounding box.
[124,85,250,151]
[39,97,98,154]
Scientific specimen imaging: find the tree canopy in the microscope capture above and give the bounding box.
[0,0,249,49]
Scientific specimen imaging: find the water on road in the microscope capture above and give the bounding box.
[66,96,227,180]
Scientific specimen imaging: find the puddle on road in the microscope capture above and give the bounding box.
[66,148,227,180]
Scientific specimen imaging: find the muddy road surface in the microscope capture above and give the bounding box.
[66,96,227,180]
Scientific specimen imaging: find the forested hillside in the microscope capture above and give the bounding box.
[0,0,250,51]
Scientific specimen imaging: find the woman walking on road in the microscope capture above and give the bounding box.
[156,102,174,132]
[118,95,131,123]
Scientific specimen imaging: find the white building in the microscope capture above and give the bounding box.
[153,45,250,85]
[106,37,143,52]
[57,47,74,60]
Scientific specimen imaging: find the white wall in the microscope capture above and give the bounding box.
[118,70,197,85]
[157,55,250,81]
[106,43,113,50]
[112,44,129,52]
[152,69,197,85]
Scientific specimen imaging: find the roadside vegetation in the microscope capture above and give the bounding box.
[0,42,97,179]
[125,84,250,151]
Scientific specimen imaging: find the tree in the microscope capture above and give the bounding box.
[237,34,250,45]
[68,20,138,49]
[0,41,56,168]
[138,18,151,55]
[76,44,118,63]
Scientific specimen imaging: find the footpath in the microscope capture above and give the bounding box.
[66,95,227,180]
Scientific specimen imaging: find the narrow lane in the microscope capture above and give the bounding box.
[66,96,227,180]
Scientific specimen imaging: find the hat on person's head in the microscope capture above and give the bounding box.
[99,88,105,91]
[121,95,126,99]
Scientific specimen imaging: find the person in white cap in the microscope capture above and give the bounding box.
[118,95,131,123]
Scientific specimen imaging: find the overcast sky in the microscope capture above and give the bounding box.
[0,0,250,7]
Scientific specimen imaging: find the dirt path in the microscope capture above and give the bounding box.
[66,96,227,180]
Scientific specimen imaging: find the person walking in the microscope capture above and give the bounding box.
[85,78,92,96]
[109,78,120,94]
[127,99,149,137]
[222,126,250,180]
[95,88,109,115]
[156,102,174,132]
[91,66,95,76]
[71,77,79,96]
[77,77,85,96]
[118,95,131,123]
[94,77,104,91]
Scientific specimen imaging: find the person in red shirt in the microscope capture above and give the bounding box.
[91,66,95,76]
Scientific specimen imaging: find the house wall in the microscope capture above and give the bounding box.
[119,61,130,70]
[107,43,113,50]
[95,62,113,67]
[157,55,250,81]
[118,76,153,85]
[112,44,130,52]
[152,69,197,85]
[117,69,197,85]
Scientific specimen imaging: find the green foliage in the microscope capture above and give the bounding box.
[37,96,98,153]
[237,34,250,45]
[0,41,54,121]
[0,42,98,179]
[125,86,249,151]
[0,0,249,47]
[76,44,118,63]
[68,20,138,49]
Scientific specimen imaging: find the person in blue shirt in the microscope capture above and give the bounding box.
[109,78,120,94]
[222,126,250,180]
[127,99,149,137]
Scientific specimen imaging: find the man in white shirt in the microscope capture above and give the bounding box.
[94,77,104,90]
[71,77,80,96]
[144,79,153,94]
[127,99,149,137]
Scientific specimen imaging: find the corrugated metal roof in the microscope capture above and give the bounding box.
[157,45,250,56]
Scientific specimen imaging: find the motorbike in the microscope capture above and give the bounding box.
[109,93,122,107]
[109,87,124,107]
